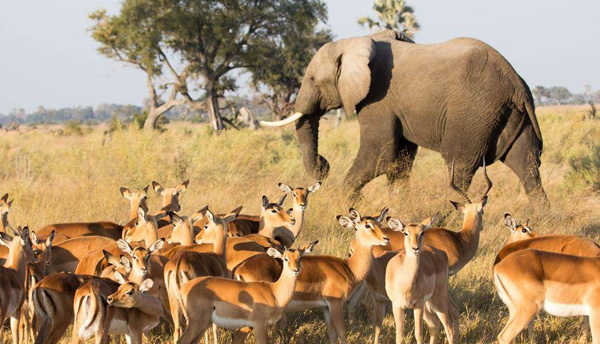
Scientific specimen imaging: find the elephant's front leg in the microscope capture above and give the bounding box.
[345,114,402,198]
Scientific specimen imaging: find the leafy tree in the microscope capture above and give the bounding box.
[248,0,332,120]
[547,86,572,105]
[89,6,186,131]
[358,0,420,38]
[532,85,547,105]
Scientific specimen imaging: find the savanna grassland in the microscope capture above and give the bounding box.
[1,105,600,343]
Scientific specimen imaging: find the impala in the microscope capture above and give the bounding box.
[385,216,459,344]
[72,272,162,344]
[502,213,537,244]
[0,226,37,344]
[122,206,169,247]
[177,245,310,344]
[164,209,232,342]
[270,182,321,246]
[120,185,149,221]
[152,180,189,227]
[237,208,389,344]
[0,193,13,233]
[494,249,600,344]
[32,273,95,344]
[19,231,56,344]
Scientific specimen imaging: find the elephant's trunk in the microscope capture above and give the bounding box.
[295,115,330,180]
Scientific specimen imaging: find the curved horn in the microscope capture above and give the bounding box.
[260,112,304,127]
[481,158,493,198]
[449,160,471,204]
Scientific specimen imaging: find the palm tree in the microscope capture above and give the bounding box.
[358,0,420,38]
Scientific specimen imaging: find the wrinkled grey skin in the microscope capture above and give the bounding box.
[293,30,547,203]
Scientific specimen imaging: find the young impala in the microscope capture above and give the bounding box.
[177,245,310,344]
[385,215,459,344]
[502,213,537,244]
[0,194,13,233]
[119,185,149,221]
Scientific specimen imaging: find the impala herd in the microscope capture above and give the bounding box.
[0,163,599,344]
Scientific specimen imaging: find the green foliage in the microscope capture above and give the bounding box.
[247,0,332,120]
[358,0,420,38]
[133,111,169,132]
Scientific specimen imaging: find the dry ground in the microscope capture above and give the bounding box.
[1,105,599,343]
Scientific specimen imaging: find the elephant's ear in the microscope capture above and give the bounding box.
[336,37,375,116]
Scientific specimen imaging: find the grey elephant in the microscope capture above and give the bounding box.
[262,30,547,203]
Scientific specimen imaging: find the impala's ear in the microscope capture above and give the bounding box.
[191,206,209,223]
[30,231,39,245]
[422,213,438,230]
[387,218,405,232]
[0,194,8,203]
[176,180,189,193]
[336,37,375,116]
[504,213,517,231]
[308,182,321,193]
[348,208,361,223]
[169,212,183,225]
[152,181,164,194]
[120,187,132,200]
[278,194,287,206]
[140,278,154,293]
[337,215,355,229]
[261,196,269,209]
[117,239,133,254]
[103,250,119,265]
[142,185,149,196]
[223,208,240,223]
[119,255,131,272]
[278,183,293,194]
[300,240,319,254]
[113,271,127,285]
[3,200,12,214]
[267,247,283,259]
[149,239,164,253]
[46,230,55,246]
[375,207,389,223]
[205,209,215,223]
[137,207,146,220]
[449,200,464,212]
[524,219,530,227]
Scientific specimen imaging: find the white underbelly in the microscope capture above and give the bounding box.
[211,312,253,330]
[543,301,589,317]
[286,300,328,311]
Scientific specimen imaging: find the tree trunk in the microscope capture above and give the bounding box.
[206,87,224,133]
[143,108,161,131]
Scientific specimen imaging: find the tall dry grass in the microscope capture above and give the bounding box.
[1,105,599,343]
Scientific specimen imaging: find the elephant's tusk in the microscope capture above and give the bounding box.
[260,112,304,127]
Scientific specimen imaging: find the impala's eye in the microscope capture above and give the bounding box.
[271,209,277,214]
[403,232,408,236]
[127,290,134,295]
[284,257,289,262]
[204,225,208,230]
[522,228,527,233]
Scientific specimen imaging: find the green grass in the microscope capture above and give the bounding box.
[1,105,600,343]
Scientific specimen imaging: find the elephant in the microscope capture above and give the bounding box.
[261,30,548,204]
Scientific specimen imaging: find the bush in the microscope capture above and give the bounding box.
[62,120,83,136]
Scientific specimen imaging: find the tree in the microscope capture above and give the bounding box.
[547,86,572,105]
[358,0,420,38]
[248,0,332,120]
[532,85,547,105]
[89,6,186,131]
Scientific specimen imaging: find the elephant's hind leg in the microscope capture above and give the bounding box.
[501,126,548,206]
[386,139,418,185]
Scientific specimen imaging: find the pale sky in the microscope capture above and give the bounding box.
[0,0,598,114]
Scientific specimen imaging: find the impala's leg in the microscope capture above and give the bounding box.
[373,298,386,344]
[10,313,19,344]
[232,327,252,344]
[422,306,441,344]
[413,302,425,344]
[253,321,268,344]
[497,306,537,344]
[434,310,455,344]
[177,317,210,344]
[347,282,366,324]
[322,306,338,344]
[392,304,405,344]
[328,300,347,344]
[589,310,600,344]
